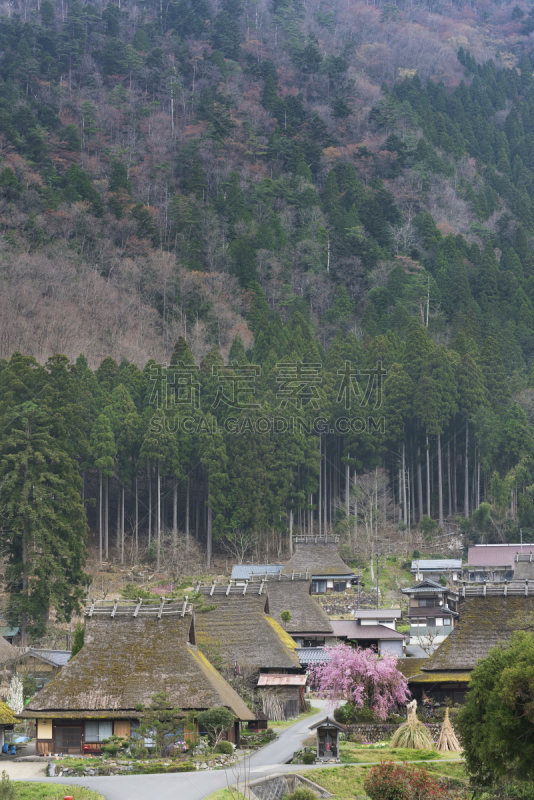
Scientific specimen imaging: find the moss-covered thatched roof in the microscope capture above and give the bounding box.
[0,701,16,725]
[422,594,534,672]
[195,589,301,671]
[22,612,253,721]
[397,658,428,679]
[408,671,471,684]
[282,541,354,577]
[265,579,334,635]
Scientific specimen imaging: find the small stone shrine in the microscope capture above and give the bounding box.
[308,716,344,762]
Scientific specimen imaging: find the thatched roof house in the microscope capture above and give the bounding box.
[194,585,301,673]
[0,699,16,748]
[7,649,70,690]
[262,577,334,646]
[0,637,18,666]
[22,599,253,755]
[282,536,354,593]
[406,584,534,705]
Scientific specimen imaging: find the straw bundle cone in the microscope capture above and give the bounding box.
[390,700,434,750]
[436,708,461,752]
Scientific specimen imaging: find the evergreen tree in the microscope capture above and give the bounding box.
[0,402,88,643]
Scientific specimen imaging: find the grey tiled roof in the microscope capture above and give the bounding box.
[296,648,332,665]
[230,565,283,580]
[411,560,462,571]
[32,649,71,667]
[354,609,402,618]
[331,621,405,640]
[402,579,459,597]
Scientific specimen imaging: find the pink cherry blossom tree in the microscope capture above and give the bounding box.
[309,644,410,721]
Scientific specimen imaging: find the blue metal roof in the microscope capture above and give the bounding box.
[0,626,18,638]
[411,560,462,571]
[230,564,284,580]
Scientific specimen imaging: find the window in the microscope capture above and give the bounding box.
[85,721,113,743]
[443,617,451,626]
[333,582,346,593]
[435,618,443,627]
[427,618,435,628]
[311,581,326,594]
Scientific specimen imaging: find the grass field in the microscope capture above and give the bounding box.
[338,742,464,764]
[309,761,467,799]
[8,782,104,800]
[268,705,320,731]
[203,754,467,800]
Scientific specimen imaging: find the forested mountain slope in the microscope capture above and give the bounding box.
[5,0,534,638]
[1,0,534,363]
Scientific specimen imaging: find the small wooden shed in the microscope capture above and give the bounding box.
[309,716,345,761]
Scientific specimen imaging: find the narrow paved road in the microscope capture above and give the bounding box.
[34,701,333,800]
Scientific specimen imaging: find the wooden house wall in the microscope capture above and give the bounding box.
[36,718,202,755]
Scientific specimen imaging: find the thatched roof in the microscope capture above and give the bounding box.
[397,658,428,679]
[0,700,16,725]
[0,637,18,666]
[265,580,333,635]
[22,608,253,721]
[282,540,354,578]
[195,587,301,671]
[422,592,534,672]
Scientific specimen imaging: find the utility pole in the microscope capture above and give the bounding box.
[376,548,379,610]
[357,567,360,611]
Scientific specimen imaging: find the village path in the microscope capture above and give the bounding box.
[37,701,333,800]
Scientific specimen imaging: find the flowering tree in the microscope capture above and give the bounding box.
[7,675,23,715]
[309,644,410,721]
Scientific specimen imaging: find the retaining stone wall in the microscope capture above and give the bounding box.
[248,773,331,800]
[345,723,441,743]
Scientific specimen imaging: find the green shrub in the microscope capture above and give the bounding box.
[0,771,16,800]
[166,762,196,773]
[215,741,233,754]
[285,785,317,800]
[301,752,316,764]
[334,702,356,724]
[386,714,405,724]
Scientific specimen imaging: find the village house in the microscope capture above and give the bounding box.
[466,543,534,582]
[21,599,253,755]
[402,583,534,705]
[0,620,20,646]
[194,583,306,718]
[282,536,355,594]
[402,579,459,646]
[411,559,462,584]
[7,649,70,690]
[0,701,16,748]
[262,576,335,648]
[230,565,284,583]
[329,620,406,657]
[352,609,402,629]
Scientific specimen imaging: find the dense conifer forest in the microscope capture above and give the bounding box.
[4,0,534,636]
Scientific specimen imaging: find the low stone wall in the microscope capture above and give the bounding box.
[317,595,379,615]
[247,773,332,800]
[345,723,441,743]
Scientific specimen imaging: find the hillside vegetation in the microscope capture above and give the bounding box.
[4,0,534,639]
